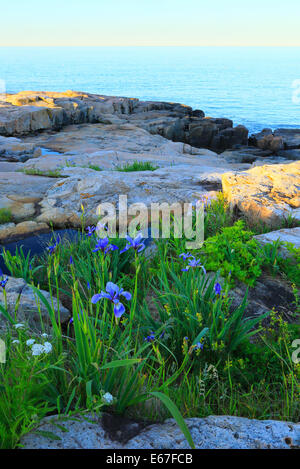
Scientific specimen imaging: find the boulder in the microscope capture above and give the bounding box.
[0,276,69,330]
[222,161,300,226]
[250,128,300,152]
[249,129,284,153]
[274,129,300,149]
[20,413,300,449]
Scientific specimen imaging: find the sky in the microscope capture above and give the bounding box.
[0,0,299,47]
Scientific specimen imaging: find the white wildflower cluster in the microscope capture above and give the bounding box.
[23,335,53,357]
[102,392,114,405]
[31,341,52,356]
[12,326,52,356]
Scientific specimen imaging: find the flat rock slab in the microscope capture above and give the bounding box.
[254,227,300,258]
[20,413,300,449]
[222,161,300,225]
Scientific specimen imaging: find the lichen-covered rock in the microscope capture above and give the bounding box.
[222,161,300,225]
[20,413,300,449]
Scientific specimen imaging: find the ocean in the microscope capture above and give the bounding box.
[0,47,300,134]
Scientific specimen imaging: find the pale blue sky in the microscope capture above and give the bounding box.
[0,0,299,46]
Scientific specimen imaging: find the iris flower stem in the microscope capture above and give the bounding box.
[129,253,140,340]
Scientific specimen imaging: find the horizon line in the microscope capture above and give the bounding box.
[1,45,300,48]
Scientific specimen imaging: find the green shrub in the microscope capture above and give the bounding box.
[202,220,263,286]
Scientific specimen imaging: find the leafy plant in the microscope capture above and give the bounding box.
[202,220,264,286]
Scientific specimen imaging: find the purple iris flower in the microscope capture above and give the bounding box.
[86,226,96,236]
[69,256,74,265]
[93,237,118,255]
[194,342,204,350]
[47,235,61,255]
[181,257,206,274]
[87,281,91,290]
[144,332,155,343]
[0,268,8,289]
[91,281,131,318]
[214,282,222,295]
[120,233,146,254]
[179,252,192,261]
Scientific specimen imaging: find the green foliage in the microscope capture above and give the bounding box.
[204,193,234,237]
[1,247,42,282]
[0,329,59,448]
[278,243,300,287]
[0,218,299,449]
[86,164,102,171]
[144,251,267,357]
[115,161,159,172]
[202,220,264,286]
[259,238,283,276]
[0,208,13,224]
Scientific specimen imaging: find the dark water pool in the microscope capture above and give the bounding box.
[0,228,153,275]
[0,229,81,275]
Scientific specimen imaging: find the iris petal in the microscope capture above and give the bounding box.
[121,291,132,300]
[114,302,125,318]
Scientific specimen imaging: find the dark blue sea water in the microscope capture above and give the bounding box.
[0,47,300,133]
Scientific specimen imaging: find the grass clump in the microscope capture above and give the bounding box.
[115,161,159,172]
[0,208,13,225]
